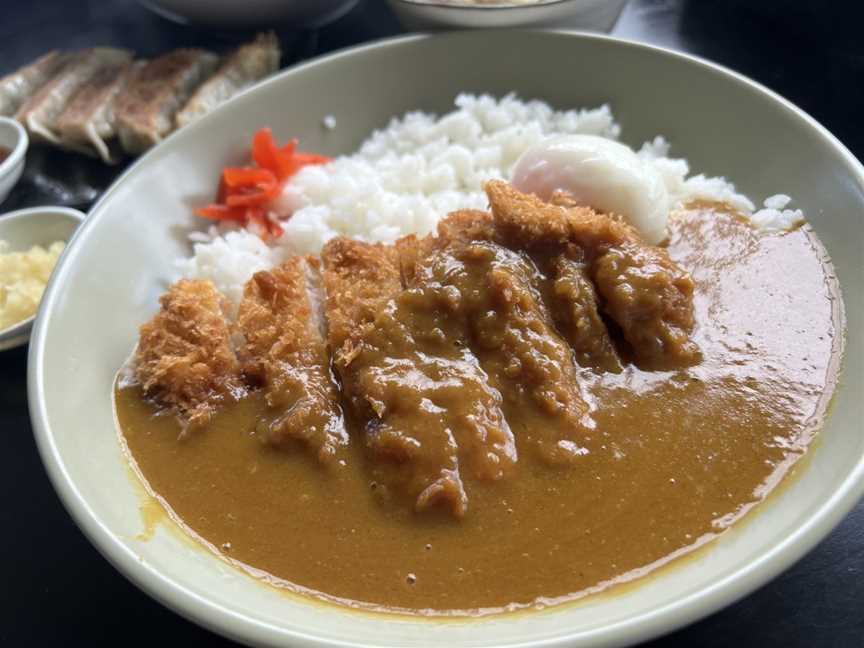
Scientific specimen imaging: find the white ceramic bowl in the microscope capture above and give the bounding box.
[139,0,361,29]
[0,206,84,351]
[29,31,863,648]
[0,116,28,205]
[387,0,627,31]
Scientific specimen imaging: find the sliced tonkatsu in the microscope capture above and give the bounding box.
[485,180,700,370]
[411,230,591,466]
[322,238,516,517]
[547,253,624,373]
[236,257,348,466]
[131,182,701,515]
[135,279,243,432]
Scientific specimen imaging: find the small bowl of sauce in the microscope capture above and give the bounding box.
[0,116,28,205]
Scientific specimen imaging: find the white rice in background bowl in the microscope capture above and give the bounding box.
[179,93,804,306]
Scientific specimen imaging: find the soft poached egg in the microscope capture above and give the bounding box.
[511,134,670,244]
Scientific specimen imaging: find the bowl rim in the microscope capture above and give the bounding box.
[0,204,86,227]
[0,116,28,180]
[393,0,573,11]
[27,29,864,648]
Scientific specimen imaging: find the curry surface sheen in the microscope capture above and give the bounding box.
[115,206,842,615]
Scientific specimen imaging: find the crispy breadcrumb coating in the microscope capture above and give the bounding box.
[135,279,242,431]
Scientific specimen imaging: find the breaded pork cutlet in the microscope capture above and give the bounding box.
[423,193,622,374]
[549,253,623,373]
[409,226,592,466]
[322,237,515,517]
[132,181,702,517]
[321,238,403,357]
[236,257,348,466]
[485,180,700,370]
[135,279,242,432]
[486,179,637,250]
[396,209,494,286]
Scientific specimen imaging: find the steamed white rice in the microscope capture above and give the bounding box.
[180,93,803,305]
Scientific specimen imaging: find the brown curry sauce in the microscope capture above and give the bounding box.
[115,204,843,614]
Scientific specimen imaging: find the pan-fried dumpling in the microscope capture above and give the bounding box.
[15,48,133,145]
[175,32,280,129]
[0,51,70,117]
[54,60,138,163]
[114,49,219,155]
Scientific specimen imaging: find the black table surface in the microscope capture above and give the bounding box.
[1,1,861,646]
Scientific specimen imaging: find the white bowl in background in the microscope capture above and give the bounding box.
[0,117,28,205]
[139,0,360,29]
[28,31,863,648]
[387,0,628,31]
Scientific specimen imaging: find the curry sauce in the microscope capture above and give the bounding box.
[116,204,842,614]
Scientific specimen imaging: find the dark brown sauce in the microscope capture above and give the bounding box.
[0,146,10,164]
[115,205,843,615]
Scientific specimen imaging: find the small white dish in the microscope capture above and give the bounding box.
[0,116,28,205]
[387,0,627,31]
[0,206,84,351]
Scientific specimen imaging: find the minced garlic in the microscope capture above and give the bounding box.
[0,240,65,331]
